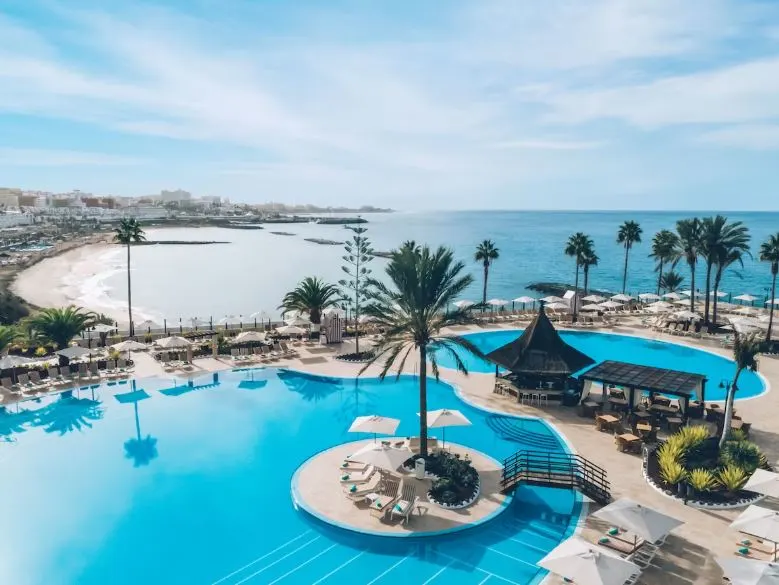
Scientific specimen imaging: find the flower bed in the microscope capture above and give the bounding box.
[645,426,769,508]
[335,351,375,363]
[403,451,480,509]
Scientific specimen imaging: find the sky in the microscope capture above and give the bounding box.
[2,0,779,210]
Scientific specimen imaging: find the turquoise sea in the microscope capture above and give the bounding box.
[82,210,778,322]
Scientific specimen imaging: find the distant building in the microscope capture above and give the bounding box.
[0,189,21,208]
[159,189,192,203]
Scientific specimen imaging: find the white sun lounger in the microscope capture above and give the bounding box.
[339,465,375,484]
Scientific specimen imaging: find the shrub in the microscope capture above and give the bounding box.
[657,441,685,465]
[720,440,764,474]
[727,429,749,442]
[144,333,153,344]
[688,468,717,493]
[108,349,121,361]
[718,465,748,494]
[659,458,686,486]
[34,346,48,357]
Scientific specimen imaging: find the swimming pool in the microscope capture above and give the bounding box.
[0,369,580,585]
[432,329,766,401]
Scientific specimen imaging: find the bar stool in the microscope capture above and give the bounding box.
[539,394,548,407]
[531,392,540,405]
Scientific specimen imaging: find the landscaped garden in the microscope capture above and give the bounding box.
[404,451,481,509]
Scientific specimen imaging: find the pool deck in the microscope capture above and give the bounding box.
[293,439,509,537]
[6,319,777,584]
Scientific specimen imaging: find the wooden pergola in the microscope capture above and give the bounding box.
[579,360,708,421]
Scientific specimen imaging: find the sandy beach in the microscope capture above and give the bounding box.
[10,242,133,324]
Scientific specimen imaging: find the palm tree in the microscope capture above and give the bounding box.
[280,277,341,324]
[113,218,146,336]
[649,230,679,295]
[712,248,749,325]
[565,233,593,321]
[361,245,486,457]
[474,240,500,308]
[699,216,750,324]
[0,325,19,354]
[617,221,642,294]
[581,248,599,297]
[719,331,761,449]
[25,306,95,358]
[673,218,703,312]
[659,270,684,293]
[760,233,779,342]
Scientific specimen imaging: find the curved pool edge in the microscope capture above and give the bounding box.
[290,440,515,539]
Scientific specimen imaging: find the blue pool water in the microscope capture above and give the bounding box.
[0,369,579,585]
[433,329,766,401]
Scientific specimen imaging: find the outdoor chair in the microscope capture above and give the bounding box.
[390,483,419,525]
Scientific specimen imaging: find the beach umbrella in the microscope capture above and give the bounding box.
[513,296,536,304]
[285,315,312,327]
[599,301,623,310]
[233,330,266,343]
[711,290,728,298]
[423,408,471,447]
[681,290,703,298]
[716,557,779,585]
[646,301,673,312]
[348,415,400,442]
[55,346,94,360]
[745,470,779,499]
[582,294,606,303]
[275,325,306,336]
[593,498,683,544]
[91,323,117,333]
[638,293,661,301]
[580,303,602,312]
[541,295,564,303]
[155,336,192,349]
[662,292,682,300]
[189,317,207,329]
[735,294,758,305]
[728,317,765,333]
[611,293,633,302]
[487,299,509,308]
[349,442,412,472]
[135,319,159,333]
[0,355,33,369]
[674,310,702,321]
[767,299,779,307]
[538,536,640,585]
[111,340,147,352]
[731,506,779,559]
[546,301,569,311]
[357,314,376,324]
[453,300,475,309]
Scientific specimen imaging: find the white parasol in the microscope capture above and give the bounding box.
[453,300,475,309]
[275,325,306,336]
[487,298,509,307]
[513,296,536,304]
[638,293,661,301]
[593,498,683,543]
[233,330,266,343]
[582,294,606,302]
[155,336,192,349]
[731,505,779,559]
[744,470,779,499]
[546,302,570,311]
[735,294,758,303]
[349,442,412,472]
[348,415,400,442]
[541,295,564,303]
[599,301,623,310]
[611,294,633,302]
[662,292,683,300]
[538,536,640,585]
[423,408,471,447]
[716,557,779,585]
[580,303,602,312]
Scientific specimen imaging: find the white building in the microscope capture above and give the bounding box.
[159,189,192,203]
[0,187,22,208]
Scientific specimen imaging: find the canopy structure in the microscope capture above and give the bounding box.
[513,296,536,304]
[233,330,266,343]
[579,360,708,413]
[487,304,595,382]
[582,294,606,303]
[111,340,147,352]
[55,346,95,360]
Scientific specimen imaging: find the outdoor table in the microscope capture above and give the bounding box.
[608,397,629,412]
[636,422,652,433]
[596,414,619,432]
[580,400,600,418]
[666,416,684,433]
[615,433,641,453]
[731,419,744,430]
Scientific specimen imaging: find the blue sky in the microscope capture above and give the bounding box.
[2,0,779,210]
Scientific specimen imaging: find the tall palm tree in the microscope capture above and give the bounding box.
[280,277,341,324]
[699,216,750,324]
[719,331,761,449]
[649,230,679,295]
[673,218,703,313]
[474,240,500,308]
[25,306,95,355]
[659,270,683,293]
[712,248,748,325]
[617,221,642,294]
[581,248,599,297]
[0,325,19,354]
[760,233,779,342]
[361,245,486,457]
[565,233,593,322]
[113,218,146,336]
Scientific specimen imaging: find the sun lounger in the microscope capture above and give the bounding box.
[1,376,21,394]
[28,371,48,389]
[339,465,375,484]
[368,479,402,519]
[339,459,369,473]
[279,341,296,357]
[390,483,419,524]
[344,474,383,500]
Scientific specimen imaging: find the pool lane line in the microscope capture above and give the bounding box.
[309,550,366,585]
[433,550,523,585]
[364,556,408,585]
[230,536,321,585]
[420,559,455,584]
[265,543,338,585]
[209,530,313,585]
[478,576,492,584]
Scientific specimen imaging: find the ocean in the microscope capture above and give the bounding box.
[64,210,779,324]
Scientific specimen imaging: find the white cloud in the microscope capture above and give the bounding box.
[0,148,147,167]
[490,139,604,150]
[697,124,779,150]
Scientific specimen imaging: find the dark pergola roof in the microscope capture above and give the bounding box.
[486,304,595,376]
[579,360,706,397]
